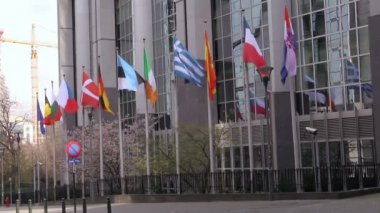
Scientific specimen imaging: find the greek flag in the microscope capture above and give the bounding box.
[173,37,205,87]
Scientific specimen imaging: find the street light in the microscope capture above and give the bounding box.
[256,65,273,193]
[306,126,320,192]
[15,133,21,203]
[0,146,4,206]
[8,177,11,205]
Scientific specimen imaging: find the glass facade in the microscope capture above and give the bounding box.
[293,0,372,115]
[152,0,176,130]
[214,0,270,124]
[114,0,375,171]
[116,0,135,125]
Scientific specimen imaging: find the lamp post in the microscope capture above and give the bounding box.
[16,133,21,203]
[256,65,273,193]
[9,177,11,205]
[0,146,4,206]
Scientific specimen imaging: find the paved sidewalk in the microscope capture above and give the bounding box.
[0,193,379,213]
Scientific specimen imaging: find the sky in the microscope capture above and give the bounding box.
[0,0,59,117]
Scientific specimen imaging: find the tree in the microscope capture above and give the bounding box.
[151,123,230,174]
[66,118,149,184]
[0,97,26,194]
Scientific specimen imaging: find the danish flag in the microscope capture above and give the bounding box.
[81,67,99,108]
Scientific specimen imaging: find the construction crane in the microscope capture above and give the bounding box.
[0,24,57,144]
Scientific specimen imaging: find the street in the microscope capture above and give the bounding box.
[0,193,379,213]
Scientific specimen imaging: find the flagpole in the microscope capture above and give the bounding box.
[36,92,41,203]
[143,38,151,194]
[60,107,70,199]
[241,9,254,193]
[98,93,104,197]
[81,107,85,198]
[44,88,49,200]
[204,21,215,194]
[61,75,71,199]
[290,77,301,191]
[117,90,125,194]
[51,81,57,202]
[98,57,105,197]
[173,73,180,194]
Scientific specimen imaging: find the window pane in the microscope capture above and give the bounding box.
[329,142,341,166]
[318,142,327,166]
[329,60,342,86]
[302,40,313,64]
[330,87,344,111]
[311,0,324,11]
[243,146,249,168]
[313,37,327,62]
[302,65,315,90]
[361,140,374,163]
[312,11,325,36]
[344,140,358,165]
[302,14,312,39]
[316,63,328,88]
[360,55,371,82]
[358,27,369,54]
[300,0,310,14]
[233,147,241,168]
[224,147,231,168]
[301,143,313,167]
[254,146,262,168]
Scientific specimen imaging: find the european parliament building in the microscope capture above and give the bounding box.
[57,0,380,192]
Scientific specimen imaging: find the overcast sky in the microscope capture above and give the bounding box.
[0,0,59,117]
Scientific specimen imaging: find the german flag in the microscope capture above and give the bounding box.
[43,95,53,125]
[98,64,114,114]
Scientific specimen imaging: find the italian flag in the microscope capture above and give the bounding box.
[144,47,157,107]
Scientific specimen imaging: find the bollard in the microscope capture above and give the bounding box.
[43,198,48,213]
[107,197,111,213]
[16,199,20,213]
[82,198,87,213]
[61,198,66,213]
[28,199,32,213]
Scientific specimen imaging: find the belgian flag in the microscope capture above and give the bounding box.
[43,95,53,125]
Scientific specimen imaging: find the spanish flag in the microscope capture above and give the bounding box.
[204,31,216,100]
[98,64,114,114]
[43,95,53,125]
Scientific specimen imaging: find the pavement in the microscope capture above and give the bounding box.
[0,193,379,213]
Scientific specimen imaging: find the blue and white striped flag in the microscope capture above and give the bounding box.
[173,37,205,87]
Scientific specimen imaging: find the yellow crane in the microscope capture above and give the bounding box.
[0,24,57,144]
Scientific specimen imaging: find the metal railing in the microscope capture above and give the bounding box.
[15,164,380,201]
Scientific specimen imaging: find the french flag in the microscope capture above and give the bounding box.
[243,17,266,68]
[281,6,297,83]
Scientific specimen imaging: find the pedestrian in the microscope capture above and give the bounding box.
[5,195,10,207]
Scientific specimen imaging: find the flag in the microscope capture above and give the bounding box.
[243,17,266,68]
[50,96,62,122]
[173,37,205,87]
[98,64,114,114]
[144,47,158,106]
[43,95,52,125]
[37,99,46,135]
[281,6,297,83]
[117,55,139,91]
[81,69,99,108]
[204,31,217,100]
[57,78,79,113]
